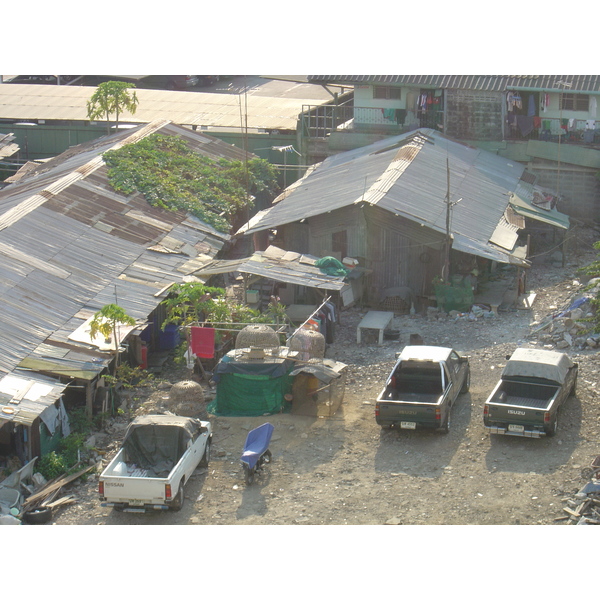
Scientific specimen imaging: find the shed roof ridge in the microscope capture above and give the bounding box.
[357,137,427,206]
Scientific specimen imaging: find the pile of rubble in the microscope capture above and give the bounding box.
[425,276,600,351]
[529,279,599,350]
[560,478,600,525]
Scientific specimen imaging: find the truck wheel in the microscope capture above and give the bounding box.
[461,368,470,393]
[546,413,558,437]
[199,439,211,468]
[439,414,450,434]
[570,375,577,397]
[170,482,184,511]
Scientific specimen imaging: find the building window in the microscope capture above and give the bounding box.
[561,93,589,111]
[373,86,401,100]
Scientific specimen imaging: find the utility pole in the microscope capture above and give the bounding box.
[444,157,451,282]
[556,79,571,268]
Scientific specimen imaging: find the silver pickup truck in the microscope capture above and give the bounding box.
[483,348,578,438]
[375,345,470,433]
[98,414,212,512]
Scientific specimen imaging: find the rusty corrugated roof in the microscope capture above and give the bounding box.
[239,129,570,266]
[0,121,235,379]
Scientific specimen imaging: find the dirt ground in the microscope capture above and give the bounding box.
[45,228,600,529]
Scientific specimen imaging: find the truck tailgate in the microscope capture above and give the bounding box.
[100,473,170,506]
[377,396,441,428]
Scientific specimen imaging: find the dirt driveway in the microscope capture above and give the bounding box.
[51,233,600,528]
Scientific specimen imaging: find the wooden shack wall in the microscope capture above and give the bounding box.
[279,204,445,309]
[362,205,445,304]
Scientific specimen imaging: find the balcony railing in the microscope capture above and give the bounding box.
[505,116,600,144]
[301,105,600,146]
[301,104,429,138]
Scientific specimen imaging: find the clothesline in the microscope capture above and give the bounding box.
[289,296,332,340]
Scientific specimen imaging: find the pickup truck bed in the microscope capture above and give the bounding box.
[375,345,470,433]
[491,380,558,410]
[483,348,578,438]
[99,415,212,512]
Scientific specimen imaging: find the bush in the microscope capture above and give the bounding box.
[36,432,87,480]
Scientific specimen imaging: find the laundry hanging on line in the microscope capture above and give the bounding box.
[190,326,215,359]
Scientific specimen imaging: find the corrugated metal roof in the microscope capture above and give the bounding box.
[0,372,68,427]
[0,84,329,130]
[192,245,348,291]
[239,129,569,266]
[0,121,234,379]
[308,75,600,93]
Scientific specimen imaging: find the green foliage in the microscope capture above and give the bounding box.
[161,282,228,326]
[37,451,68,480]
[68,408,94,437]
[578,239,600,333]
[87,81,139,134]
[89,304,137,375]
[90,303,136,342]
[36,433,86,480]
[163,284,290,353]
[103,362,154,389]
[103,134,279,233]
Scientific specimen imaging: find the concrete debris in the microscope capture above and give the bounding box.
[561,480,600,525]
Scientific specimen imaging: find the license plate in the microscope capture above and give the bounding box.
[508,424,524,433]
[400,421,416,429]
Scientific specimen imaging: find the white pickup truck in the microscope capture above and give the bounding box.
[98,414,212,512]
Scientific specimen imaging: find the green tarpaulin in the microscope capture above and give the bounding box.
[434,279,474,312]
[207,372,294,416]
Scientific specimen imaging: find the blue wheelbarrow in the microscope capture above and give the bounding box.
[241,423,274,485]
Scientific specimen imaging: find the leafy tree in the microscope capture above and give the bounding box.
[89,304,137,375]
[87,81,139,135]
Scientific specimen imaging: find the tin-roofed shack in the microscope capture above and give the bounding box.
[192,245,358,338]
[0,120,260,464]
[237,129,571,312]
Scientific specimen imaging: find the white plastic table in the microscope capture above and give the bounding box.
[356,311,394,345]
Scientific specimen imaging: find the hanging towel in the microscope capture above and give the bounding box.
[533,116,542,129]
[190,326,215,359]
[528,94,536,117]
[516,115,534,137]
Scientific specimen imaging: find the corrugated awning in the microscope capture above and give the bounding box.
[18,356,108,381]
[509,192,570,230]
[193,246,350,291]
[0,372,68,427]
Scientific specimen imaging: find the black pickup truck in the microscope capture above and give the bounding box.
[483,348,578,438]
[375,345,470,433]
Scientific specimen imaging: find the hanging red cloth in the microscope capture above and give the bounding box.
[190,326,215,358]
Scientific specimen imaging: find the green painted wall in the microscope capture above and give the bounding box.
[0,123,304,188]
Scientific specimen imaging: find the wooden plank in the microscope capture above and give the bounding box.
[22,464,95,510]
